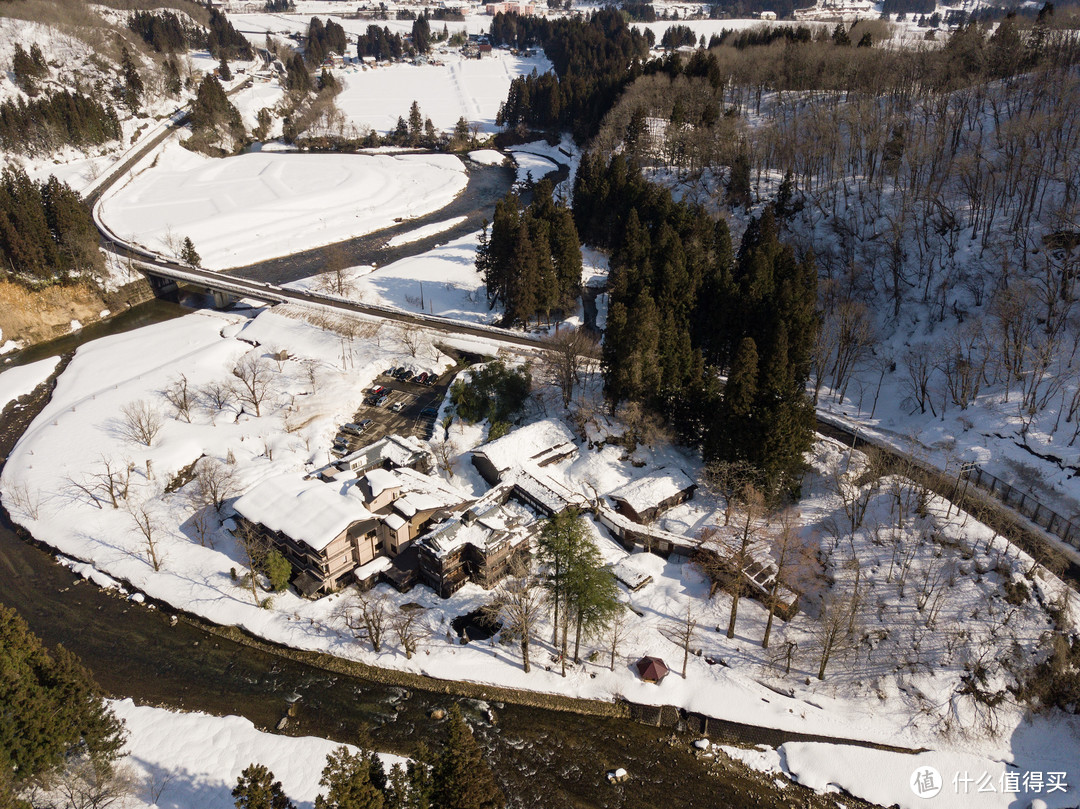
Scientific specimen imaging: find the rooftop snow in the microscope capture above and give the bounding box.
[472,418,577,476]
[365,468,401,497]
[609,468,696,514]
[233,474,374,551]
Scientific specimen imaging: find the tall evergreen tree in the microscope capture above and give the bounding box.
[0,604,126,795]
[233,763,295,809]
[314,746,385,809]
[431,706,504,809]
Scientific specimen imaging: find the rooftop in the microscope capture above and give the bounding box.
[472,418,578,476]
[234,474,375,552]
[609,468,696,514]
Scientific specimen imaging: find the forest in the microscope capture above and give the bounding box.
[491,6,1080,497]
[476,179,582,328]
[0,90,120,156]
[493,8,651,139]
[0,169,104,283]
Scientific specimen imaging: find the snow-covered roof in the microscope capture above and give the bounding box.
[608,468,696,514]
[384,513,407,531]
[472,419,577,476]
[365,468,401,497]
[337,434,430,474]
[503,463,589,516]
[234,474,375,552]
[419,499,531,559]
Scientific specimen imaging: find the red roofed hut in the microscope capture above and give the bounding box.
[635,656,669,684]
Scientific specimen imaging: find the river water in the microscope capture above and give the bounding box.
[0,301,865,809]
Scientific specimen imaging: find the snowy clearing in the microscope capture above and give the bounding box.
[331,49,553,135]
[98,143,468,270]
[109,699,406,809]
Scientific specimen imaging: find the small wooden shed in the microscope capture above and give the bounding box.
[635,656,670,684]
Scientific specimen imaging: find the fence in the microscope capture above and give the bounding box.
[962,466,1080,551]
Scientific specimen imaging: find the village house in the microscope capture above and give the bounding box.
[415,488,534,597]
[608,467,697,524]
[470,418,578,485]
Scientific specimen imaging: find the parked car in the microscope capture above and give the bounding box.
[415,372,428,384]
[341,422,365,436]
[359,418,373,429]
[400,370,414,382]
[390,401,405,412]
[420,406,438,417]
[371,386,386,396]
[424,374,438,386]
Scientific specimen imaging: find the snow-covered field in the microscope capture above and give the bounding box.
[330,49,552,135]
[97,143,468,269]
[2,305,1078,809]
[108,700,405,809]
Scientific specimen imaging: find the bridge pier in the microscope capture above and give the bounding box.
[208,288,236,309]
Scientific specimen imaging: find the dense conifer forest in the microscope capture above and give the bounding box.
[0,170,105,282]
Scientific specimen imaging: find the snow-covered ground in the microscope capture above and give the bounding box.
[2,305,1078,809]
[287,230,494,323]
[0,355,60,408]
[108,700,405,809]
[97,142,468,269]
[330,49,552,136]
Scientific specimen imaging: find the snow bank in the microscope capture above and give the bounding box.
[98,145,468,270]
[110,699,407,809]
[0,356,59,408]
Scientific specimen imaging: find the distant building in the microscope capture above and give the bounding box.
[486,1,535,14]
[608,468,697,524]
[759,10,777,20]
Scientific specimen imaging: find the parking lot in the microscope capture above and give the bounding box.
[330,367,452,457]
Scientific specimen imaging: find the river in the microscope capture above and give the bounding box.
[0,302,868,809]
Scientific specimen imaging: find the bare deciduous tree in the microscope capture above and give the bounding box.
[342,589,390,652]
[232,354,273,417]
[762,509,810,649]
[119,400,163,446]
[697,486,767,639]
[812,587,860,680]
[391,607,425,659]
[163,374,194,423]
[233,520,268,604]
[428,439,457,478]
[661,604,700,678]
[540,327,599,410]
[126,500,164,572]
[606,605,632,672]
[486,563,546,673]
[193,457,237,514]
[199,380,236,421]
[314,244,354,297]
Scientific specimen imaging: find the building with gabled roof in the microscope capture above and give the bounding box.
[233,435,469,597]
[608,467,697,524]
[470,418,578,485]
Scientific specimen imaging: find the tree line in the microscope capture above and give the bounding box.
[306,16,348,65]
[128,8,251,60]
[574,154,818,499]
[357,25,406,61]
[0,604,126,808]
[0,89,120,155]
[0,169,104,283]
[232,705,504,809]
[493,8,651,139]
[475,179,582,327]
